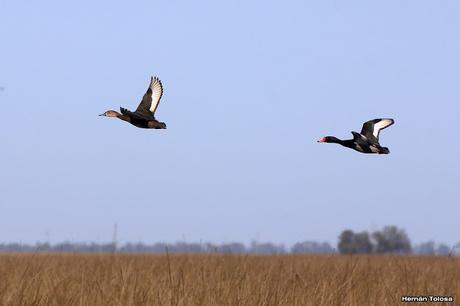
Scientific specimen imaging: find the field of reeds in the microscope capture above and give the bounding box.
[0,253,458,305]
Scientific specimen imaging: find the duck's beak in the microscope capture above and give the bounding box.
[99,113,105,116]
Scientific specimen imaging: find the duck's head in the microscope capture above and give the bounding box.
[159,122,167,129]
[317,136,340,143]
[99,110,120,117]
[379,147,390,154]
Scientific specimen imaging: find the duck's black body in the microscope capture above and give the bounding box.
[318,118,394,154]
[120,107,166,129]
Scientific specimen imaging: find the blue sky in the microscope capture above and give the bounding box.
[1,0,459,246]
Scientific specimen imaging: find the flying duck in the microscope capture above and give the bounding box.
[100,76,166,129]
[318,118,394,154]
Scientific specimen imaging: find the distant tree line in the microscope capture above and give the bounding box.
[337,225,451,255]
[0,240,334,254]
[0,225,454,255]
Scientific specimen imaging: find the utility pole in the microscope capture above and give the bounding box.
[112,223,118,253]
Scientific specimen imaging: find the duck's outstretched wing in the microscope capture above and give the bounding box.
[360,118,394,144]
[135,76,163,118]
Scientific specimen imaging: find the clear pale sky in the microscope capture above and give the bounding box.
[1,0,459,246]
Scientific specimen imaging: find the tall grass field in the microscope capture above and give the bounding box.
[0,254,457,305]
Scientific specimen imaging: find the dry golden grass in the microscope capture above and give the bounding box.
[0,253,458,305]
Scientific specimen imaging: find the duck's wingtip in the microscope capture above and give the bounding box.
[384,118,395,126]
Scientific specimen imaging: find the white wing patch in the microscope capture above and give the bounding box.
[149,77,163,113]
[372,119,394,138]
[370,145,380,153]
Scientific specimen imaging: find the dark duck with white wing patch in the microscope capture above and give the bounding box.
[100,76,167,129]
[318,118,394,154]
